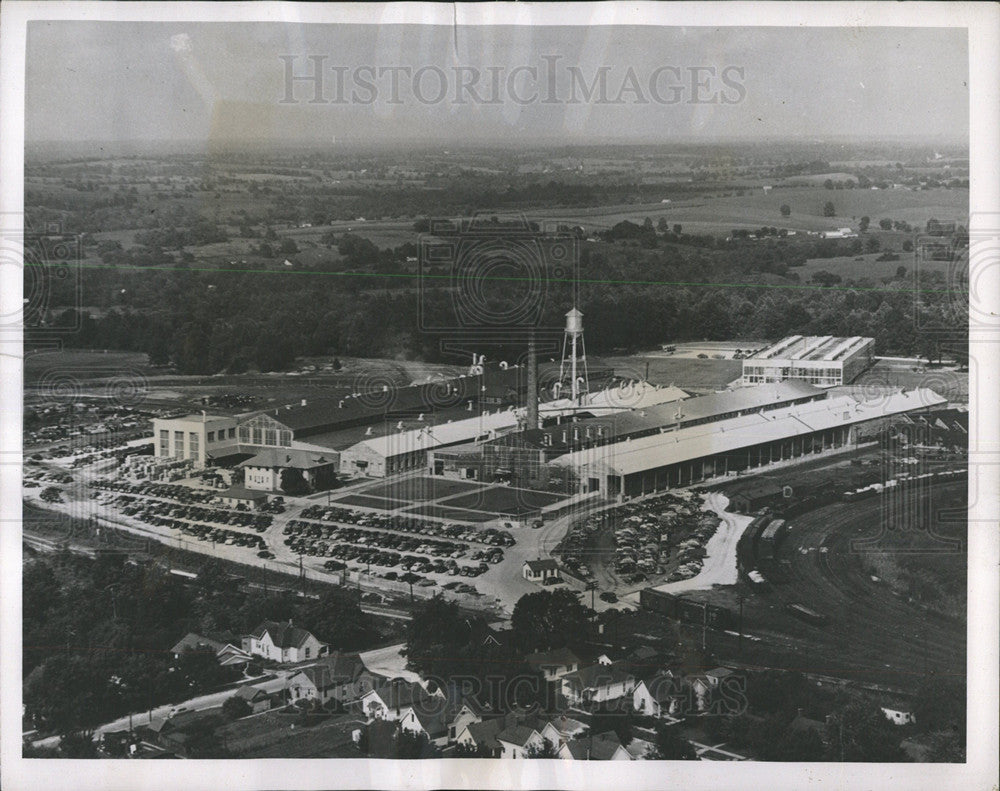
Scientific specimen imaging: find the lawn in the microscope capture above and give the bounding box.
[217,709,363,758]
[601,355,742,392]
[332,494,403,510]
[357,475,483,503]
[438,485,567,515]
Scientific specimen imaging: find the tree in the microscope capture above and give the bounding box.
[879,218,893,230]
[672,224,683,236]
[279,467,310,495]
[811,270,842,288]
[646,722,696,760]
[896,266,907,279]
[59,731,98,758]
[859,216,870,232]
[822,201,836,217]
[279,238,299,255]
[526,737,560,758]
[510,589,591,653]
[866,237,881,253]
[823,179,834,190]
[825,701,908,762]
[222,694,251,721]
[902,240,913,252]
[780,204,791,217]
[657,217,669,233]
[404,595,468,676]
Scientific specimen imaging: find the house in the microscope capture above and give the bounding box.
[523,558,560,583]
[539,715,588,750]
[244,620,328,664]
[455,716,506,758]
[447,694,499,742]
[399,706,452,747]
[496,723,546,759]
[561,662,636,705]
[559,731,632,761]
[632,673,684,719]
[171,631,251,669]
[360,679,432,722]
[525,647,581,682]
[233,684,272,714]
[881,705,916,726]
[287,652,376,706]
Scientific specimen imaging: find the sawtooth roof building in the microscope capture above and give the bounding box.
[741,335,875,387]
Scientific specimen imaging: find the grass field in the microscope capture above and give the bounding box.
[600,355,742,392]
[24,349,152,384]
[332,494,404,510]
[355,475,483,503]
[218,709,362,758]
[438,486,568,515]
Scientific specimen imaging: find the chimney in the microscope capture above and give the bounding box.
[527,333,539,430]
[301,399,307,407]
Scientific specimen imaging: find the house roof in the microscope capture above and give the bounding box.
[366,679,429,711]
[406,707,451,739]
[525,647,580,670]
[524,558,559,572]
[705,667,735,680]
[497,724,541,747]
[564,731,627,761]
[562,662,634,691]
[170,631,230,656]
[463,717,506,751]
[250,620,323,649]
[234,685,269,702]
[642,674,683,704]
[238,447,338,470]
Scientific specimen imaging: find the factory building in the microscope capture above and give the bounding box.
[152,414,238,468]
[549,388,946,498]
[741,336,874,387]
[474,381,827,488]
[339,410,521,478]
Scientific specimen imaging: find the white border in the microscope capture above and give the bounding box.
[1,3,997,790]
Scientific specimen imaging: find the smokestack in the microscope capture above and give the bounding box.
[527,332,539,430]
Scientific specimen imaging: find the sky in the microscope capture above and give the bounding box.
[24,22,969,145]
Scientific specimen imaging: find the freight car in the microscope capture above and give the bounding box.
[784,602,829,627]
[640,588,736,630]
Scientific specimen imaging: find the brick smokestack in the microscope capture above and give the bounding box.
[527,332,539,430]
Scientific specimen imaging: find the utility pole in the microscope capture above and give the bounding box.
[702,603,707,653]
[738,595,744,656]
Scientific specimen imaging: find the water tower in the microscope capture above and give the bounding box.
[558,307,590,405]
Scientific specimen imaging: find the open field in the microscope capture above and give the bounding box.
[523,186,967,236]
[600,354,742,392]
[217,709,364,758]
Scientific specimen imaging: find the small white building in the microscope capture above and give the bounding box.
[244,620,328,664]
[522,558,561,584]
[496,724,545,759]
[632,673,683,719]
[881,705,916,726]
[561,662,635,705]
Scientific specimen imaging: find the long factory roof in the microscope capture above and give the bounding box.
[550,388,947,477]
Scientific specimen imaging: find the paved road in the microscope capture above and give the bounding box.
[31,674,291,749]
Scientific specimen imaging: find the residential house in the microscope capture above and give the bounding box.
[497,723,546,759]
[632,673,684,719]
[687,667,736,712]
[287,652,378,707]
[233,684,272,714]
[360,679,433,722]
[559,731,632,761]
[561,662,636,705]
[447,694,499,743]
[399,706,452,747]
[455,716,506,758]
[244,620,328,664]
[523,558,561,583]
[525,647,581,682]
[539,715,588,751]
